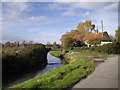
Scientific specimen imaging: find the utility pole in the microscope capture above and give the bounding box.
[101,20,103,32]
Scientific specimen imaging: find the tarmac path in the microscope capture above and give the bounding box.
[73,55,118,88]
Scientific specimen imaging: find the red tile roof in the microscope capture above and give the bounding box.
[73,34,85,40]
[74,32,104,41]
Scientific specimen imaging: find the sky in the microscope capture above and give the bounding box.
[1,0,119,44]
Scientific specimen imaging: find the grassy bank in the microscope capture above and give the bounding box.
[49,51,62,57]
[7,51,96,89]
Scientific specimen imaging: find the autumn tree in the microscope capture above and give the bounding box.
[60,34,76,48]
[77,20,95,33]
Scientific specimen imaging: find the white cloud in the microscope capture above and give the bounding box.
[3,2,29,20]
[25,16,57,24]
[48,2,118,12]
[27,16,47,21]
[48,2,73,10]
[103,2,118,11]
[3,3,57,24]
[61,10,90,16]
[61,10,79,16]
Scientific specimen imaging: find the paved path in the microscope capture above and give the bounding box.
[73,56,118,88]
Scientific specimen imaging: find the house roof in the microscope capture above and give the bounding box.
[73,34,85,40]
[83,32,103,40]
[74,32,107,41]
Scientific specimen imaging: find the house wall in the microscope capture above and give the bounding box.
[101,41,112,46]
[84,41,113,47]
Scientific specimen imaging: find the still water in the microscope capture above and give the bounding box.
[3,53,63,88]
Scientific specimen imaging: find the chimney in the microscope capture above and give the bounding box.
[95,29,98,34]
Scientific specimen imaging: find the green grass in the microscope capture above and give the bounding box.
[6,51,96,89]
[49,51,62,57]
[71,47,108,55]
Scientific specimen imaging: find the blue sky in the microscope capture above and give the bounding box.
[2,1,119,44]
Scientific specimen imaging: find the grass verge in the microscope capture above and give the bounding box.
[6,51,96,89]
[71,47,108,55]
[49,51,62,58]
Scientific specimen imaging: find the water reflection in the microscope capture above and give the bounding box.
[3,53,62,88]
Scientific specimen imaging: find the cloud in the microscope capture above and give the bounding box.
[2,35,25,43]
[61,10,90,16]
[51,0,119,2]
[61,10,79,16]
[48,2,73,10]
[3,2,29,20]
[31,31,62,44]
[27,16,47,21]
[48,2,118,12]
[71,2,118,12]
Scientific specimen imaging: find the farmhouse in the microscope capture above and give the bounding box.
[74,31,112,47]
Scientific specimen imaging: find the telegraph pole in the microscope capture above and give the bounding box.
[101,20,103,32]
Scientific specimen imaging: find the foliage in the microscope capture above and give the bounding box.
[2,42,48,76]
[60,34,76,48]
[74,40,85,47]
[89,42,120,54]
[7,52,96,89]
[51,42,61,50]
[71,47,107,55]
[87,37,112,45]
[77,20,95,33]
[87,38,101,45]
[115,26,120,43]
[60,20,96,48]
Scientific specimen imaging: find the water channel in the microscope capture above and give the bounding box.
[3,53,63,88]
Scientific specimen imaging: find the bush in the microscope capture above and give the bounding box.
[2,44,48,77]
[89,42,120,54]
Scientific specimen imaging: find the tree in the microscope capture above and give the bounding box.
[52,42,57,49]
[29,41,33,44]
[115,26,120,42]
[46,42,51,48]
[4,41,11,47]
[77,20,95,33]
[74,40,85,47]
[60,34,76,48]
[14,41,19,47]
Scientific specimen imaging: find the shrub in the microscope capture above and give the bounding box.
[89,42,120,54]
[2,44,48,77]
